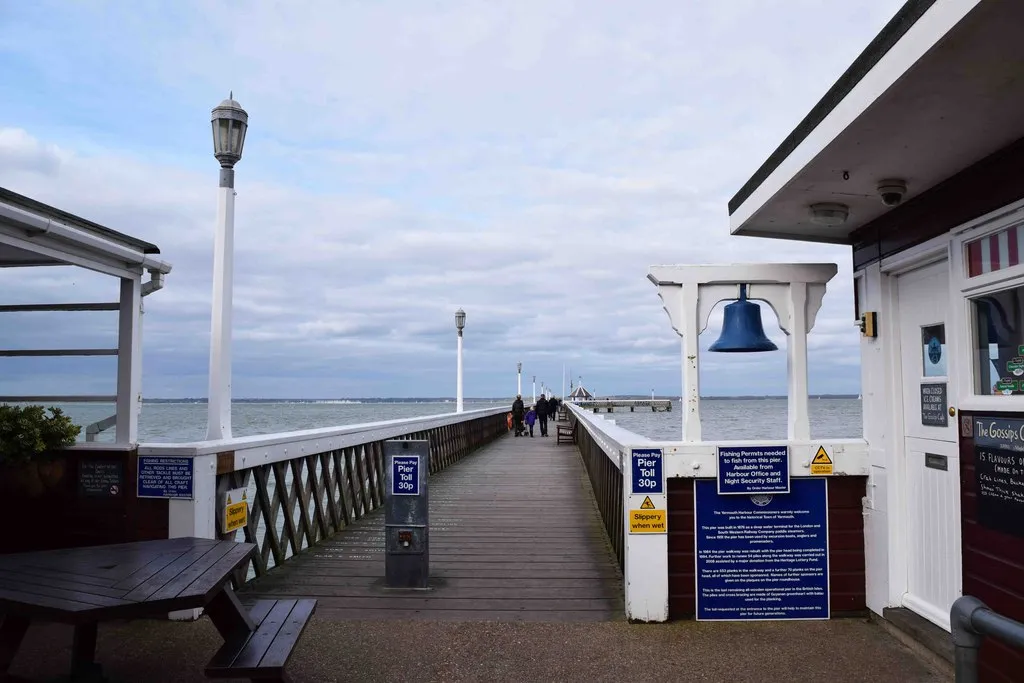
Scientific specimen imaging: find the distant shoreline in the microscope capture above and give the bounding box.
[135,395,860,404]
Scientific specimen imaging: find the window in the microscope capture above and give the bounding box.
[972,284,1024,395]
[922,324,947,377]
[966,221,1024,278]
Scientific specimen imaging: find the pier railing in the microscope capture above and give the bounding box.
[565,403,653,570]
[138,407,508,583]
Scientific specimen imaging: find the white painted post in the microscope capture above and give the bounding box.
[517,362,522,396]
[532,376,536,403]
[787,282,811,441]
[456,332,464,413]
[115,276,142,444]
[206,183,235,441]
[623,448,669,621]
[681,282,702,442]
[168,454,218,620]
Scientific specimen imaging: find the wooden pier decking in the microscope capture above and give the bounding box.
[241,431,625,622]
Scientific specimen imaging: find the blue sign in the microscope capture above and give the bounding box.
[391,455,420,496]
[631,449,663,494]
[137,456,194,499]
[695,478,829,621]
[717,445,790,495]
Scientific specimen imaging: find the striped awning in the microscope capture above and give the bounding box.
[967,222,1024,278]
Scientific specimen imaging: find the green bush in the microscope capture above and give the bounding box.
[0,404,81,465]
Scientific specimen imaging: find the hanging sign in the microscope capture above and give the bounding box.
[920,383,948,427]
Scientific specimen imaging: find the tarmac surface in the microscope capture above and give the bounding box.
[8,615,951,682]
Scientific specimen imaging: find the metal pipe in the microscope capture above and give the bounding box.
[0,203,172,275]
[951,596,1024,682]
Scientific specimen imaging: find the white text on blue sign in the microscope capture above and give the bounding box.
[392,456,420,496]
[717,446,790,495]
[631,449,664,495]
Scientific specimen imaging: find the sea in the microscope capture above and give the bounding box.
[49,398,863,443]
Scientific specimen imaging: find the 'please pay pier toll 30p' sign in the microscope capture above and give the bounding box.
[629,449,666,534]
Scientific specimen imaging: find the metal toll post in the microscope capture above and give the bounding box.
[384,439,429,588]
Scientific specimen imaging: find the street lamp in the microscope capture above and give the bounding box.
[206,93,248,441]
[455,309,465,413]
[532,375,536,403]
[517,361,522,397]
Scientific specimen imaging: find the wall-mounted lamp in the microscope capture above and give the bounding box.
[855,311,878,338]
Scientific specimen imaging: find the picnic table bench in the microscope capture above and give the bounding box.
[0,537,315,682]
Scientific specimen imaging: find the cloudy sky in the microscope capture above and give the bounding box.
[0,0,903,399]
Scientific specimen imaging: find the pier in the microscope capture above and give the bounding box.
[575,398,672,413]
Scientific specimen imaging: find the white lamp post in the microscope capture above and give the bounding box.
[517,362,522,397]
[206,93,248,441]
[455,308,465,413]
[532,375,536,403]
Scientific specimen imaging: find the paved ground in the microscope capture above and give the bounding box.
[243,428,624,621]
[8,615,950,682]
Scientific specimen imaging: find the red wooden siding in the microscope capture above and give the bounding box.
[0,449,168,554]
[959,412,1024,683]
[668,476,867,619]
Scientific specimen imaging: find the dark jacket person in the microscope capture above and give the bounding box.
[512,396,525,436]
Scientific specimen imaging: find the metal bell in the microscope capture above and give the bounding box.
[709,284,778,353]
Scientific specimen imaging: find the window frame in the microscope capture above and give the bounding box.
[952,198,1024,411]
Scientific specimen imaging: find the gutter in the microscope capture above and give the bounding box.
[0,202,173,276]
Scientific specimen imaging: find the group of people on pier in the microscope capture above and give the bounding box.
[508,393,560,437]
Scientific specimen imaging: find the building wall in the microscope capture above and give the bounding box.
[958,411,1024,682]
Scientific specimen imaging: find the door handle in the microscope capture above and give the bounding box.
[948,406,956,417]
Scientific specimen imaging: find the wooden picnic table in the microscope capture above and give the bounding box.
[0,537,315,682]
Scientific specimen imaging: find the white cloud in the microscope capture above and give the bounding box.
[0,0,908,398]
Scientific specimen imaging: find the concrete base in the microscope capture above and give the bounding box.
[872,608,954,679]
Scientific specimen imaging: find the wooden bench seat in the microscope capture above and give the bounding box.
[206,598,316,682]
[556,423,576,445]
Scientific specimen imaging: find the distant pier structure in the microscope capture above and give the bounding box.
[576,398,672,413]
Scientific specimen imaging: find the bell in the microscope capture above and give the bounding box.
[709,284,778,353]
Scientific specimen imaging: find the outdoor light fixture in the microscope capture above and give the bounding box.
[808,202,849,227]
[455,308,466,335]
[211,92,249,169]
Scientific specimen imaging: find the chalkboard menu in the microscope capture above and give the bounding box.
[920,383,948,427]
[78,459,124,498]
[975,447,1024,539]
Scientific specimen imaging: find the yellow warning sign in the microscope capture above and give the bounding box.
[629,509,667,534]
[810,446,833,475]
[222,489,249,532]
[640,495,656,510]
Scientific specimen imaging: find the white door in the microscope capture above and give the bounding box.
[897,259,962,631]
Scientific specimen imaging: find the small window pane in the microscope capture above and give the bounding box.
[922,325,947,377]
[973,285,1024,395]
[966,222,1024,277]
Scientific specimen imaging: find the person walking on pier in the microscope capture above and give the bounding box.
[525,405,537,437]
[536,394,549,436]
[512,394,525,437]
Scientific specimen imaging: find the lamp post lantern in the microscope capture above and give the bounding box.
[455,308,466,413]
[206,93,248,441]
[517,361,522,397]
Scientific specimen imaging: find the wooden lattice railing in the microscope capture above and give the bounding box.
[213,410,508,582]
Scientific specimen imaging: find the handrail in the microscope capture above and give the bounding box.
[566,402,652,471]
[951,596,1024,682]
[139,405,507,468]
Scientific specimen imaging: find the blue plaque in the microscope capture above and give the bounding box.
[717,445,790,495]
[631,448,664,495]
[695,478,829,621]
[137,456,194,499]
[391,455,420,496]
